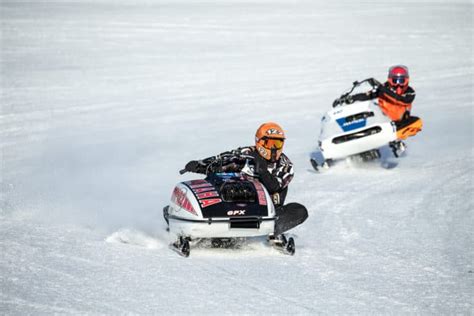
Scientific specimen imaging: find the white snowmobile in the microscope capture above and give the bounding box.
[163,157,306,257]
[310,80,399,171]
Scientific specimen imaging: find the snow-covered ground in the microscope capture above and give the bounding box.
[1,0,473,314]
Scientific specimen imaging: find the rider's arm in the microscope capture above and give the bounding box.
[205,148,254,173]
[259,171,281,193]
[378,84,416,104]
[183,160,208,174]
[183,147,256,174]
[351,90,377,102]
[183,151,238,174]
[254,153,294,194]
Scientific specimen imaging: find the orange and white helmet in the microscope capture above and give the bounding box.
[255,122,286,162]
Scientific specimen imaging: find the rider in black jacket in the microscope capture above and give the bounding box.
[184,122,293,206]
[183,122,307,235]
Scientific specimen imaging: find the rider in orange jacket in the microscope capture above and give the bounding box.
[341,65,423,156]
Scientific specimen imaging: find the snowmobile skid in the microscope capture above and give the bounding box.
[210,237,241,248]
[164,172,304,257]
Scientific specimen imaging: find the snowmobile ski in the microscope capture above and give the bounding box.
[389,140,407,158]
[310,158,332,172]
[268,234,295,256]
[169,236,191,257]
[310,158,319,171]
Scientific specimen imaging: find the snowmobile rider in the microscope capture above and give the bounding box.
[183,122,308,235]
[333,65,423,155]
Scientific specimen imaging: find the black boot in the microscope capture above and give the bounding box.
[274,203,308,235]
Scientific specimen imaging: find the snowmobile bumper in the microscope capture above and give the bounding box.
[168,215,276,238]
[320,122,396,160]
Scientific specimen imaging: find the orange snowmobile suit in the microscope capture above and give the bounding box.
[377,84,422,139]
[350,82,423,140]
[378,93,412,122]
[377,92,423,139]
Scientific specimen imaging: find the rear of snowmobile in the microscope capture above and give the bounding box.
[311,80,398,171]
[163,170,295,257]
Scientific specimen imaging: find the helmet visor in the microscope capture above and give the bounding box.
[391,77,407,85]
[263,138,284,150]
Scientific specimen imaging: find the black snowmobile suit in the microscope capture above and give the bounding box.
[185,146,308,235]
[189,146,294,206]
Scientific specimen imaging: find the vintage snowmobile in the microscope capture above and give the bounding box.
[310,80,421,171]
[163,157,306,257]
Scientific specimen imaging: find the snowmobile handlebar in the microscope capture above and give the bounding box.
[344,78,372,96]
[180,153,255,175]
[332,78,375,108]
[179,156,225,175]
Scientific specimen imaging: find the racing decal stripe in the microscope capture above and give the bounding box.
[183,181,223,209]
[200,198,222,208]
[189,182,214,189]
[193,187,216,193]
[172,187,197,215]
[250,179,267,206]
[196,191,219,199]
[187,179,208,185]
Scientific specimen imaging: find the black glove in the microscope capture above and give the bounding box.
[343,95,354,104]
[368,78,381,88]
[333,94,351,107]
[253,154,268,175]
[332,98,341,107]
[334,93,354,106]
[184,160,202,173]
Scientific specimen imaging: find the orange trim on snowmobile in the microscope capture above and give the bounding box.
[396,117,423,140]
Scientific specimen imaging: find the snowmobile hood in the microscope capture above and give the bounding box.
[182,173,269,218]
[326,101,374,132]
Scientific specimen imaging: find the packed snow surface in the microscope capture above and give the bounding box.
[1,0,472,314]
